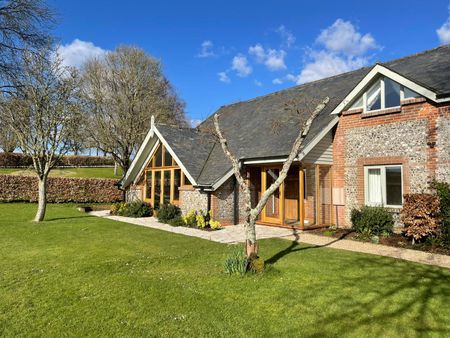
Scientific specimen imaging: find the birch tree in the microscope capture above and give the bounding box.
[0,47,81,221]
[214,97,329,256]
[80,46,186,177]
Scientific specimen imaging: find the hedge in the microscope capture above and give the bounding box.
[0,152,115,168]
[0,174,123,203]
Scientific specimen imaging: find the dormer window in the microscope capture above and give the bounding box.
[349,76,421,112]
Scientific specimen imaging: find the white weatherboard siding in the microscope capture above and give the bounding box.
[303,131,333,165]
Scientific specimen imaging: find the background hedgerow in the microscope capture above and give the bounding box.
[0,174,122,203]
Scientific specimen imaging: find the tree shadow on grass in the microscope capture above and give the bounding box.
[265,228,352,265]
[305,255,450,337]
[45,215,95,222]
[264,229,450,337]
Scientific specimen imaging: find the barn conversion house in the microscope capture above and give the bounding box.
[120,44,450,228]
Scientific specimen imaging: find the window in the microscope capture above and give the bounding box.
[154,146,163,167]
[173,169,181,201]
[356,76,421,113]
[145,171,152,200]
[164,147,173,166]
[364,165,403,207]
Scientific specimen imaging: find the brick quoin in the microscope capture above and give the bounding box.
[333,99,450,227]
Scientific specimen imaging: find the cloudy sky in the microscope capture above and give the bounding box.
[51,0,450,126]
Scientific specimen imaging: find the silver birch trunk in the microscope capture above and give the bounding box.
[34,174,48,222]
[214,97,329,257]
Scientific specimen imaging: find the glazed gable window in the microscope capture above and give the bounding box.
[349,76,421,112]
[364,165,403,207]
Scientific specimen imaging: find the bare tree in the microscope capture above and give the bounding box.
[213,97,329,256]
[80,45,186,176]
[0,118,17,152]
[0,0,54,90]
[0,47,81,221]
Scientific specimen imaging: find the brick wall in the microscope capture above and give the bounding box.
[333,99,450,227]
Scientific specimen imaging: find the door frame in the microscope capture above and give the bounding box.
[261,166,284,224]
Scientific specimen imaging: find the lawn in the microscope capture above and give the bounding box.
[0,167,121,179]
[0,204,449,337]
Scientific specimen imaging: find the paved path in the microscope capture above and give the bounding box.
[89,210,450,269]
[89,210,294,243]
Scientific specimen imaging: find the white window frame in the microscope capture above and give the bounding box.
[357,76,418,113]
[364,164,403,208]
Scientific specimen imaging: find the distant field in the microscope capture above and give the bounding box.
[0,167,122,179]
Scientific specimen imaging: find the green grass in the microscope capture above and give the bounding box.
[0,167,121,179]
[0,203,449,337]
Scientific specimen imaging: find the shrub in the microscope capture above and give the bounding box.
[183,210,197,227]
[167,216,185,227]
[224,246,248,275]
[196,210,207,229]
[351,206,394,237]
[111,201,152,218]
[432,181,450,245]
[401,193,441,243]
[157,203,181,223]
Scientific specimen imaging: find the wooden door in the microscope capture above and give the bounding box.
[262,167,283,224]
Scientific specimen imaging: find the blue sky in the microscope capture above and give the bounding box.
[51,0,450,126]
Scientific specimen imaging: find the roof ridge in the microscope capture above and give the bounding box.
[197,43,450,127]
[381,43,450,66]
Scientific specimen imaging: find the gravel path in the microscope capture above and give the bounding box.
[89,210,450,269]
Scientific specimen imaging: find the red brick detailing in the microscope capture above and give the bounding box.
[355,157,410,206]
[333,99,450,227]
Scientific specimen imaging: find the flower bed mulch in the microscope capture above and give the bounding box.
[308,228,450,256]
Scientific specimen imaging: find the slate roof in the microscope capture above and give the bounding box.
[135,44,450,189]
[155,124,215,182]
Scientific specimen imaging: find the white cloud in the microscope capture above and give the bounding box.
[297,50,368,84]
[289,19,379,84]
[276,25,296,48]
[437,6,450,44]
[316,19,378,56]
[265,49,287,71]
[218,71,231,83]
[248,44,286,71]
[254,80,263,87]
[56,39,107,69]
[231,54,252,77]
[272,73,300,85]
[197,40,215,58]
[248,44,266,63]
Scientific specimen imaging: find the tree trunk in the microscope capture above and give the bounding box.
[34,175,48,222]
[245,216,258,256]
[114,161,119,176]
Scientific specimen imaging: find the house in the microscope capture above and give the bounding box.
[120,44,450,228]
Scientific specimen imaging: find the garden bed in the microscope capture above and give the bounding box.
[309,228,450,256]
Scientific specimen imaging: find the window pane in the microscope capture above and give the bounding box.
[173,169,181,200]
[367,168,382,205]
[163,170,171,204]
[145,171,152,200]
[386,166,402,205]
[350,95,363,109]
[366,80,381,111]
[164,148,172,166]
[404,87,419,99]
[154,146,162,167]
[385,78,401,108]
[154,171,161,209]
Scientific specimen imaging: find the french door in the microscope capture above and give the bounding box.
[261,167,283,224]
